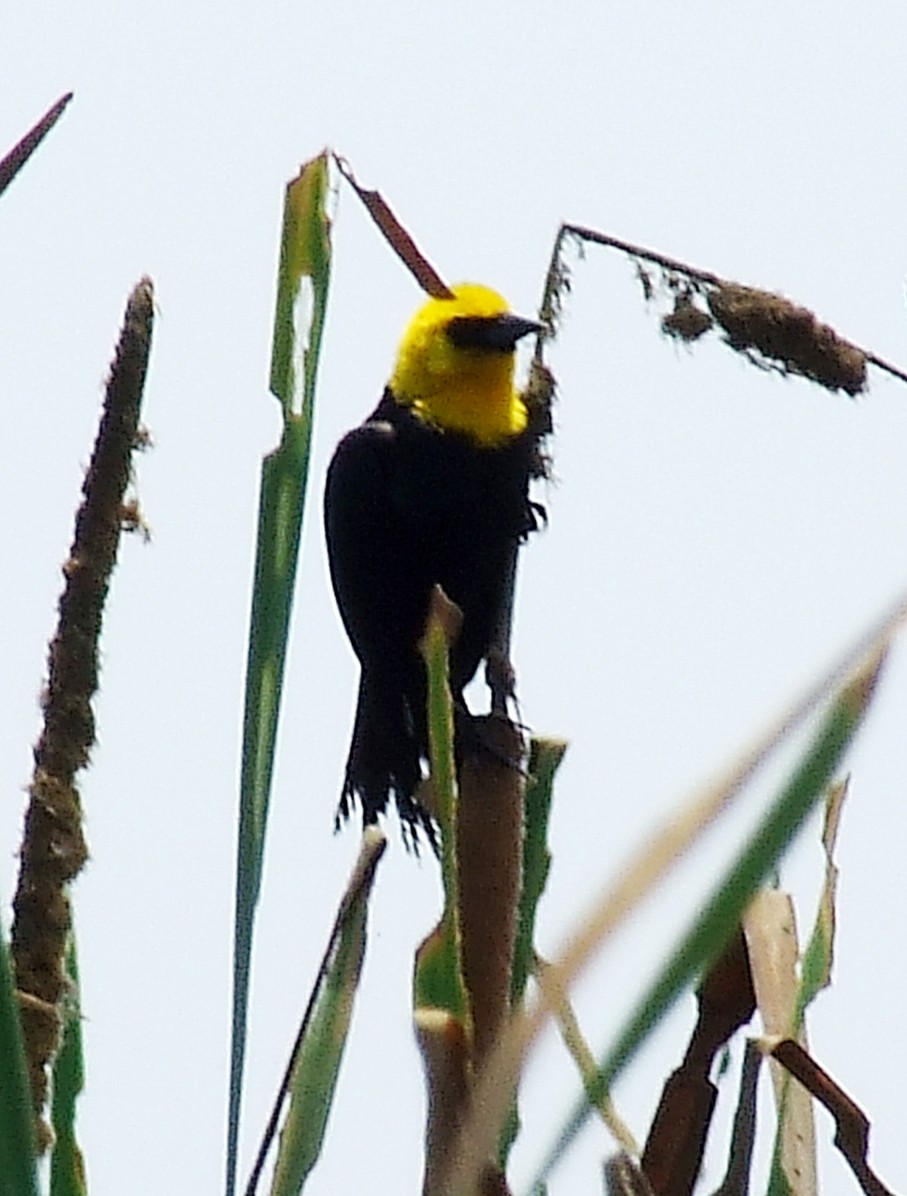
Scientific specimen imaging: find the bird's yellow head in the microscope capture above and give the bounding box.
[389,283,540,446]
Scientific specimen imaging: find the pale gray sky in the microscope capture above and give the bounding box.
[2,3,906,1193]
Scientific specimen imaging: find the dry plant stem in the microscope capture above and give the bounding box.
[743,889,817,1190]
[642,1072,716,1196]
[457,717,523,1067]
[418,1012,472,1196]
[560,224,907,389]
[711,1039,762,1196]
[604,1154,657,1196]
[687,928,756,1072]
[422,718,522,1196]
[641,928,755,1196]
[476,1170,511,1196]
[534,956,638,1156]
[769,1040,894,1196]
[535,223,572,350]
[10,277,155,1144]
[0,92,73,196]
[562,224,725,290]
[332,154,453,300]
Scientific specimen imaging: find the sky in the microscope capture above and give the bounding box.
[2,3,906,1193]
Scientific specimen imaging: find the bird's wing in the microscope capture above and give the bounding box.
[323,417,429,667]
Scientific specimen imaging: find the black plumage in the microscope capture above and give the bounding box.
[324,388,536,837]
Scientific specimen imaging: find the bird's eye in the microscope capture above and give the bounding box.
[447,313,542,353]
[446,316,501,351]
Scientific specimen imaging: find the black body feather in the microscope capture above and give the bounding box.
[324,388,535,838]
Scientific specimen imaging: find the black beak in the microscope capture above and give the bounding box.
[446,312,543,353]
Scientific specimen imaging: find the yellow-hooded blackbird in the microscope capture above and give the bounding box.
[324,283,541,838]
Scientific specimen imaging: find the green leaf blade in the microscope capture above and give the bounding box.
[500,736,565,1167]
[227,152,332,1196]
[269,832,385,1196]
[413,591,467,1024]
[0,919,40,1196]
[270,154,332,417]
[50,937,86,1196]
[511,737,566,1008]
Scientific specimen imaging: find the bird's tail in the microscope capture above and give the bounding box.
[337,667,434,845]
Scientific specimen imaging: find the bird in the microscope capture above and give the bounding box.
[324,282,542,841]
